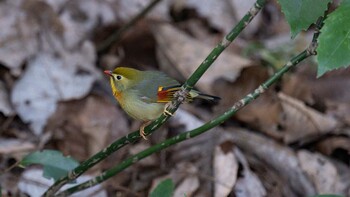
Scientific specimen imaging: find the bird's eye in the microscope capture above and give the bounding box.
[116,75,122,80]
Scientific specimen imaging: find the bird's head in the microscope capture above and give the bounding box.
[104,67,142,93]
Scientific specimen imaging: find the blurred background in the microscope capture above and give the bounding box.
[0,0,349,196]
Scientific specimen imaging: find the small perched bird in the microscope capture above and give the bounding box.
[104,67,220,139]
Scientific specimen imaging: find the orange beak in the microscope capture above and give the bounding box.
[104,70,112,76]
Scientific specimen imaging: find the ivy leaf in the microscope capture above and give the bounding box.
[317,0,350,77]
[278,0,331,38]
[20,150,79,182]
[150,179,174,197]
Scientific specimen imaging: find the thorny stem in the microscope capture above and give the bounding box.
[46,0,267,196]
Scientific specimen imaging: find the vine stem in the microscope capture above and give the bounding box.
[56,48,316,196]
[44,0,266,196]
[56,14,324,196]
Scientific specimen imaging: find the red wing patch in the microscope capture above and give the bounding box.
[157,85,194,103]
[157,85,181,103]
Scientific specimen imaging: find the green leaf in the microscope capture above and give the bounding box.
[20,150,79,182]
[317,0,350,77]
[309,195,344,197]
[150,178,174,197]
[278,0,331,38]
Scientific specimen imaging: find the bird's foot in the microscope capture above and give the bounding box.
[163,102,174,116]
[140,121,152,140]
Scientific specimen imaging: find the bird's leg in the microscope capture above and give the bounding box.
[140,121,152,140]
[163,102,174,116]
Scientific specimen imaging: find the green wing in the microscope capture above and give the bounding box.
[133,71,180,103]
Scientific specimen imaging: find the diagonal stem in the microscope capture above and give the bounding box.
[55,47,316,197]
[56,13,324,197]
[44,0,267,196]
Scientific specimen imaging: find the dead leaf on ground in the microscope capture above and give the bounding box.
[116,0,170,22]
[153,23,252,94]
[222,127,316,196]
[282,67,350,125]
[0,81,14,116]
[46,95,129,161]
[44,0,68,12]
[18,168,107,197]
[314,136,350,164]
[11,42,98,135]
[0,1,39,75]
[297,150,346,195]
[170,109,218,163]
[174,175,200,197]
[59,0,116,49]
[129,143,158,167]
[278,93,340,143]
[0,139,35,160]
[213,66,283,140]
[213,141,238,197]
[176,0,261,35]
[233,148,266,197]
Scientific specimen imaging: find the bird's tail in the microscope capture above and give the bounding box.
[157,85,220,103]
[189,90,221,102]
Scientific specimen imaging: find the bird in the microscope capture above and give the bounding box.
[104,67,220,139]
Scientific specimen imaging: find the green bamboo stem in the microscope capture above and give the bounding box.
[57,14,325,195]
[97,0,163,53]
[44,1,266,196]
[55,48,314,197]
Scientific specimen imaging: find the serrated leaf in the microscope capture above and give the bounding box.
[278,0,331,38]
[150,179,174,197]
[317,0,350,77]
[20,150,79,182]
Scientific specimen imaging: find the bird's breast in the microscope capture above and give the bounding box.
[117,91,165,121]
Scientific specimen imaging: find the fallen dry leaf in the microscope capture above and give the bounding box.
[178,0,261,34]
[174,175,199,197]
[46,95,129,160]
[234,148,266,197]
[59,0,116,49]
[315,136,350,158]
[116,0,170,22]
[222,127,316,196]
[0,81,14,116]
[213,66,283,140]
[0,1,39,75]
[44,0,68,12]
[18,168,107,197]
[11,42,98,135]
[0,139,35,155]
[278,92,340,143]
[170,109,218,163]
[213,141,238,197]
[282,68,350,125]
[153,23,252,94]
[129,143,158,167]
[177,0,235,34]
[298,150,346,195]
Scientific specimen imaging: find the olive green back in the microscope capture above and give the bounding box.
[132,71,180,103]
